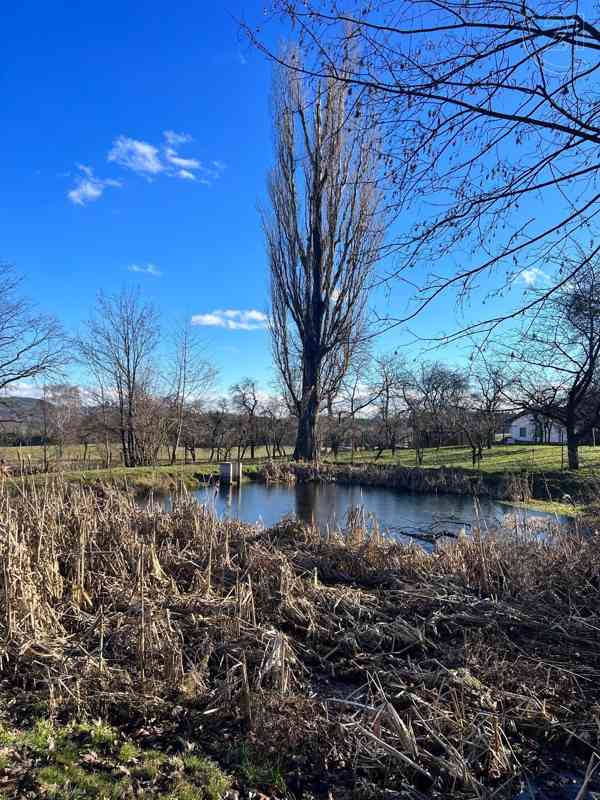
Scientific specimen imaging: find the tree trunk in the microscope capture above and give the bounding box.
[294,400,319,461]
[294,350,320,462]
[567,427,579,470]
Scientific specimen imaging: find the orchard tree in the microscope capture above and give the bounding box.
[165,323,216,464]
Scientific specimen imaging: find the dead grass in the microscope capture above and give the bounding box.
[0,482,599,798]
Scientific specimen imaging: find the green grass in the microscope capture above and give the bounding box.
[329,443,600,476]
[6,441,598,479]
[4,463,221,493]
[0,718,231,799]
[0,443,281,491]
[0,443,278,469]
[225,742,287,795]
[5,442,599,503]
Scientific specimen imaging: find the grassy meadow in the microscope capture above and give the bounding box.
[330,442,600,474]
[0,444,277,470]
[3,442,599,477]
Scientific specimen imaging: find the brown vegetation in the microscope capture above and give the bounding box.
[0,484,599,796]
[257,460,541,504]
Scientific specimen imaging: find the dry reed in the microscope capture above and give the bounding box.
[0,481,599,798]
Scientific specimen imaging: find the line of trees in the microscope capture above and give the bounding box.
[5,266,600,472]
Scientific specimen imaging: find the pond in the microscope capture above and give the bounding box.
[156,479,566,544]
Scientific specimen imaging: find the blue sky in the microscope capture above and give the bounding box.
[1,1,285,392]
[1,0,542,395]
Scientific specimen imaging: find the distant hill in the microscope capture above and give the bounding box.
[0,396,46,425]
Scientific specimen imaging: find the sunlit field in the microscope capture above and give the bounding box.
[4,443,600,478]
[330,444,600,475]
[0,444,279,472]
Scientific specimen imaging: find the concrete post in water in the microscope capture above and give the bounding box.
[219,462,233,485]
[231,461,242,483]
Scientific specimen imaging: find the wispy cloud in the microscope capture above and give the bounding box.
[106,131,225,184]
[108,136,163,177]
[164,130,192,147]
[66,131,224,204]
[128,263,162,277]
[191,309,268,331]
[164,149,200,171]
[67,164,121,206]
[521,267,548,287]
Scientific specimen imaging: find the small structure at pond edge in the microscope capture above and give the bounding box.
[219,462,242,485]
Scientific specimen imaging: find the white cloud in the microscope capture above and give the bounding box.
[67,131,223,203]
[165,148,201,170]
[128,263,162,277]
[191,309,268,331]
[0,382,44,399]
[67,164,121,206]
[108,136,163,176]
[107,131,224,183]
[521,267,548,287]
[164,130,193,146]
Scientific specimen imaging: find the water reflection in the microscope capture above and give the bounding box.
[186,480,563,540]
[294,482,321,526]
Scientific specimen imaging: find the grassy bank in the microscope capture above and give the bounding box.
[330,443,600,474]
[0,443,277,473]
[3,462,220,493]
[330,444,600,499]
[3,443,599,502]
[0,484,599,797]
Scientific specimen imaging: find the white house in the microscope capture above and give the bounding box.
[505,413,565,444]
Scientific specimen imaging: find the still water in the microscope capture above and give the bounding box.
[157,480,563,541]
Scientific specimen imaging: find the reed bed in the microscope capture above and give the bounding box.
[257,459,600,504]
[256,460,536,502]
[0,482,599,798]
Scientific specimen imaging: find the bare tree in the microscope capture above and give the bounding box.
[252,3,600,337]
[0,265,65,403]
[75,288,160,467]
[44,383,82,458]
[412,363,469,450]
[370,353,410,459]
[470,361,509,450]
[165,323,216,464]
[261,394,293,458]
[505,255,600,469]
[451,393,493,469]
[265,56,384,460]
[333,348,380,460]
[230,378,261,459]
[203,399,232,462]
